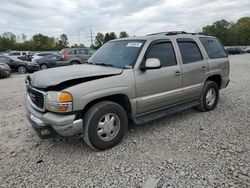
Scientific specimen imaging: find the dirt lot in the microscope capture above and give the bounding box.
[0,54,250,187]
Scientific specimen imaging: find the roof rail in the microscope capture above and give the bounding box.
[146,31,209,36]
[147,31,187,36]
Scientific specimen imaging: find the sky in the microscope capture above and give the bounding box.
[0,0,249,46]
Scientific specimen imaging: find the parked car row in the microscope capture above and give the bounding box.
[225,47,250,55]
[0,62,11,78]
[0,48,96,77]
[0,55,40,74]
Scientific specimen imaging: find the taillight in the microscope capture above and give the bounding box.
[63,50,68,61]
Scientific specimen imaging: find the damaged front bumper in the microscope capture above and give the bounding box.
[26,98,83,138]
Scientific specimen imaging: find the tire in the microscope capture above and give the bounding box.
[196,81,219,112]
[83,101,128,150]
[71,61,79,65]
[40,64,48,70]
[17,66,27,74]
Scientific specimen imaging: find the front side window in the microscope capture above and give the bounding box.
[177,41,203,64]
[89,40,145,69]
[200,37,227,59]
[146,42,177,67]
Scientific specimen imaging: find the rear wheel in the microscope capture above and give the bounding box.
[71,61,79,65]
[196,81,219,112]
[40,64,48,70]
[17,66,27,74]
[83,101,128,150]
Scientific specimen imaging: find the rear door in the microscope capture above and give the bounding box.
[135,39,183,114]
[176,38,208,100]
[199,37,229,83]
[79,49,91,63]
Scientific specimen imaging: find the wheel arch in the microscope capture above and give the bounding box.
[82,94,132,119]
[70,60,81,64]
[206,74,222,89]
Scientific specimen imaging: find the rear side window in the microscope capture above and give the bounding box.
[200,37,227,59]
[78,49,87,55]
[147,42,177,67]
[177,41,203,64]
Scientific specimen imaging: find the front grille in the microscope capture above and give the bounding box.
[28,86,44,110]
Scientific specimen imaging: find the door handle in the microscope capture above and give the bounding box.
[174,70,181,76]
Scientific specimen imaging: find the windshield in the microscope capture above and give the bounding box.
[88,40,145,69]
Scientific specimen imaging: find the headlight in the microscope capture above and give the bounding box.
[45,91,73,112]
[0,64,8,69]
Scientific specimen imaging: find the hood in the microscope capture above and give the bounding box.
[28,64,123,89]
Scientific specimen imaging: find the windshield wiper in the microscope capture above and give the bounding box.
[86,61,95,65]
[94,63,114,67]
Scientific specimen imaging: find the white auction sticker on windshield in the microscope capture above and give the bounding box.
[127,42,142,47]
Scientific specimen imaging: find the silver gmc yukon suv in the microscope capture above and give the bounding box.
[26,31,230,150]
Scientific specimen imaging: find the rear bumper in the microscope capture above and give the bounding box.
[1,68,11,77]
[26,97,83,138]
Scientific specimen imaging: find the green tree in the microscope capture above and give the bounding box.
[202,19,231,45]
[60,34,69,47]
[103,32,117,43]
[21,33,27,42]
[233,17,250,45]
[1,32,16,50]
[32,34,55,50]
[119,31,129,38]
[94,32,104,49]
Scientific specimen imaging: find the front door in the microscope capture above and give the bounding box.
[134,40,183,114]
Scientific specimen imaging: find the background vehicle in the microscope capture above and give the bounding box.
[32,52,56,63]
[226,47,244,55]
[0,62,11,78]
[58,48,95,65]
[36,54,60,70]
[26,32,230,150]
[0,55,39,74]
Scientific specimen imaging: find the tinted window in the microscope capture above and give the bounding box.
[78,49,87,55]
[147,42,177,67]
[200,37,227,59]
[177,41,203,64]
[68,49,78,55]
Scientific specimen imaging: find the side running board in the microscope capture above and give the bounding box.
[132,99,199,125]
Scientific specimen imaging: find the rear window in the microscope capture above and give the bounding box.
[177,41,203,64]
[200,37,227,59]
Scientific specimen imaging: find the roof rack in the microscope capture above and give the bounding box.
[146,31,209,36]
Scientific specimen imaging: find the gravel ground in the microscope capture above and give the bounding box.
[0,54,249,187]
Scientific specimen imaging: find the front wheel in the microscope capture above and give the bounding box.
[83,101,128,150]
[40,64,48,70]
[70,61,79,65]
[17,66,27,74]
[196,81,219,112]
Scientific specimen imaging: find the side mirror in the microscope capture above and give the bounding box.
[144,58,161,70]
